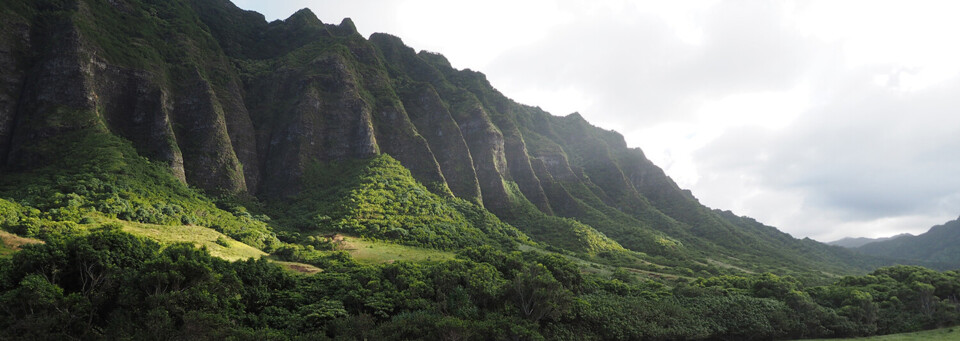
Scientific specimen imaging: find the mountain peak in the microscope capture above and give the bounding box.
[417,50,453,69]
[339,17,358,33]
[287,8,321,25]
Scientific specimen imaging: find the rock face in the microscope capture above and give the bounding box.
[246,53,380,198]
[398,85,482,203]
[0,0,878,272]
[169,69,246,192]
[0,10,31,166]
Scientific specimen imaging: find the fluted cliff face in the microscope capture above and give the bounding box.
[245,51,380,198]
[0,0,874,271]
[0,9,31,167]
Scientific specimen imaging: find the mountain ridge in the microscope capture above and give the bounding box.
[0,0,889,277]
[853,217,960,267]
[828,233,912,248]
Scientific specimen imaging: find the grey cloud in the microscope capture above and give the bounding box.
[696,72,960,238]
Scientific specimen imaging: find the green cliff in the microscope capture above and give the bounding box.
[0,0,884,274]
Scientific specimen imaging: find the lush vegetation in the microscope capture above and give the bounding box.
[0,127,280,250]
[1,230,957,340]
[267,155,525,250]
[500,181,626,256]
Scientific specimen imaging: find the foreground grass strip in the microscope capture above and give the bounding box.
[802,326,960,341]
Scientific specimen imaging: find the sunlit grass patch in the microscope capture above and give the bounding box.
[338,235,455,264]
[269,258,323,274]
[108,219,266,261]
[0,230,43,257]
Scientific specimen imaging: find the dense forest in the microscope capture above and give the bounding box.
[0,0,957,339]
[2,228,959,340]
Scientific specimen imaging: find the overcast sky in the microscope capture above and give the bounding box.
[234,0,960,242]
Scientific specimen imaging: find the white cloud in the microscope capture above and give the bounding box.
[697,89,808,131]
[794,0,960,92]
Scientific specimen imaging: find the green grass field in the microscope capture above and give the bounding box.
[109,219,330,274]
[114,220,266,261]
[339,235,455,264]
[802,326,959,340]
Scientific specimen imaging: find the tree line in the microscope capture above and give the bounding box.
[1,227,957,340]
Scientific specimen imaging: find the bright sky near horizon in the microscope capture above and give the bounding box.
[233,0,960,242]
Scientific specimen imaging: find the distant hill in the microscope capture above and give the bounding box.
[828,234,911,248]
[855,217,960,268]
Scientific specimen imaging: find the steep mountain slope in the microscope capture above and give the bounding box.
[856,217,960,267]
[0,0,885,276]
[266,154,529,251]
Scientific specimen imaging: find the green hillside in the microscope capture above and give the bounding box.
[856,217,960,268]
[270,155,516,249]
[0,127,280,250]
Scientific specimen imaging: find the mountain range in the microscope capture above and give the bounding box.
[852,217,960,266]
[0,0,896,278]
[2,1,960,339]
[823,217,960,268]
